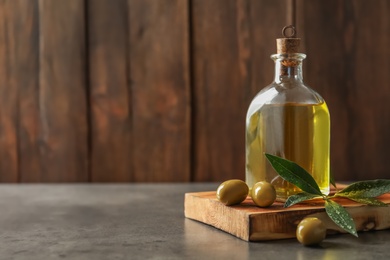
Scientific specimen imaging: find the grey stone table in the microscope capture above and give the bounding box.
[0,184,389,260]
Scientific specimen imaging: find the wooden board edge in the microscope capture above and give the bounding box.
[248,208,326,241]
[311,205,390,234]
[184,193,251,241]
[249,205,390,241]
[185,191,390,242]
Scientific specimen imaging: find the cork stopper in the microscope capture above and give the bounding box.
[276,25,300,54]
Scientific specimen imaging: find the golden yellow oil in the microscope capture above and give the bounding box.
[245,102,330,200]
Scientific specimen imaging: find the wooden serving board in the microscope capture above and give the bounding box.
[184,190,390,241]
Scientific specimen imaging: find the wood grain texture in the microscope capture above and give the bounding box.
[185,191,390,241]
[299,0,390,180]
[38,0,88,181]
[128,0,191,181]
[13,1,41,182]
[0,0,389,183]
[88,0,132,182]
[0,0,22,182]
[191,0,287,181]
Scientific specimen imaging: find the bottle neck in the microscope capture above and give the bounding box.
[272,53,305,84]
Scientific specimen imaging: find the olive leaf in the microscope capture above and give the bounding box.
[325,199,358,237]
[335,179,390,198]
[284,192,322,208]
[336,196,388,207]
[265,154,322,195]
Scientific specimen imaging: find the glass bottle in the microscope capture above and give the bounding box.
[245,32,330,201]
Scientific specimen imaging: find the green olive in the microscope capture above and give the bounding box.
[251,181,276,207]
[217,179,249,206]
[296,217,326,246]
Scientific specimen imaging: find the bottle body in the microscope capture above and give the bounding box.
[245,53,330,200]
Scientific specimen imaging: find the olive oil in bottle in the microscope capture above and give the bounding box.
[245,27,330,200]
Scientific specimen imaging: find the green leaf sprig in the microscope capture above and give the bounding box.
[265,153,390,237]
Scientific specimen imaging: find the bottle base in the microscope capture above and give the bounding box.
[275,186,330,202]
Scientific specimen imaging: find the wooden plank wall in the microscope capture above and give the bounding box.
[0,0,389,182]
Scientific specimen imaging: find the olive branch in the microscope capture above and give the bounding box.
[265,153,390,237]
